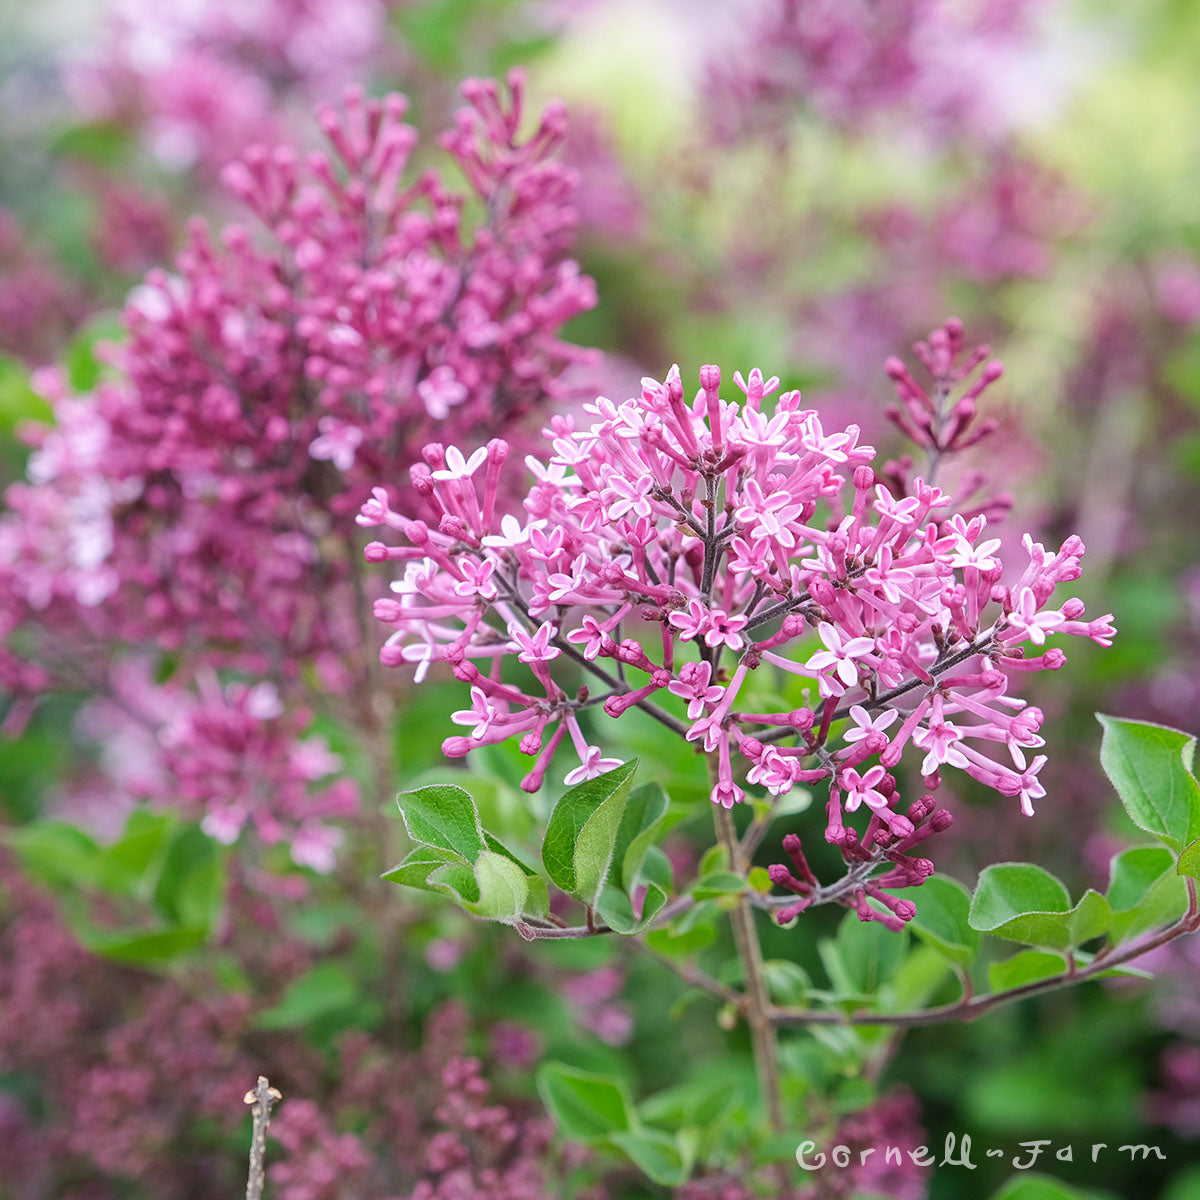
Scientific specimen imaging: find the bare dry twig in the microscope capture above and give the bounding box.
[243,1076,282,1200]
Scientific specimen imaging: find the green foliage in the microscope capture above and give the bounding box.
[990,1175,1104,1200]
[0,354,51,435]
[893,874,980,969]
[542,760,638,906]
[1105,844,1188,941]
[6,809,225,966]
[1097,714,1200,850]
[387,782,549,925]
[537,1062,696,1185]
[968,864,1111,950]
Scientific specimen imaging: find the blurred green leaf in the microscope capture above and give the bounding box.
[0,354,51,434]
[988,949,1068,993]
[893,875,980,969]
[822,911,908,996]
[73,924,208,966]
[256,963,359,1031]
[690,870,746,900]
[151,824,224,930]
[537,1062,635,1142]
[990,1174,1103,1200]
[611,1128,693,1186]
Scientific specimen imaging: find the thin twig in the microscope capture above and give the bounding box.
[770,880,1200,1030]
[243,1076,282,1200]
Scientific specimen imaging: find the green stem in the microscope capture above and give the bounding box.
[714,802,786,1135]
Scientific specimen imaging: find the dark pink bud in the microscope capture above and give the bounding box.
[442,736,473,758]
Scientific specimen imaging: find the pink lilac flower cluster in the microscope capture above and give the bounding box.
[1147,1042,1200,1138]
[268,1004,576,1200]
[96,667,356,867]
[0,855,254,1194]
[0,858,588,1199]
[67,0,401,177]
[0,75,593,856]
[706,0,1057,145]
[817,1088,932,1200]
[363,321,1114,917]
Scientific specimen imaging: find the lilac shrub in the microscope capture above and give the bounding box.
[0,72,595,856]
[362,319,1113,925]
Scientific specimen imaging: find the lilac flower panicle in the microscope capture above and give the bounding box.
[0,74,595,861]
[364,322,1114,925]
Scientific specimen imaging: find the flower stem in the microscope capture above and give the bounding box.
[713,799,786,1135]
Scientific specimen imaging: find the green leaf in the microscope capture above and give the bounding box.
[425,861,482,906]
[639,1077,739,1131]
[1097,713,1200,850]
[611,1128,692,1186]
[968,863,1101,948]
[748,866,772,894]
[1063,889,1113,946]
[690,870,747,900]
[468,850,529,921]
[988,949,1068,993]
[826,912,908,995]
[8,822,115,892]
[764,960,812,1007]
[1178,837,1200,882]
[63,314,124,392]
[0,353,52,434]
[609,781,669,895]
[989,1173,1102,1200]
[537,1062,634,1143]
[256,963,359,1031]
[644,899,719,959]
[381,845,463,890]
[107,810,175,886]
[1106,843,1187,941]
[74,924,208,965]
[151,825,224,930]
[397,782,487,861]
[891,875,980,969]
[542,760,638,905]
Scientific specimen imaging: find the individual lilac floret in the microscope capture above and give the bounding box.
[363,326,1114,815]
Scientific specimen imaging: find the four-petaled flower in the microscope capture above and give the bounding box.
[451,686,500,740]
[844,704,898,743]
[807,622,878,690]
[840,765,889,812]
[508,621,561,664]
[912,697,969,775]
[432,445,488,481]
[564,745,623,785]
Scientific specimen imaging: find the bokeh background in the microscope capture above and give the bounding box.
[2,1,1200,1197]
